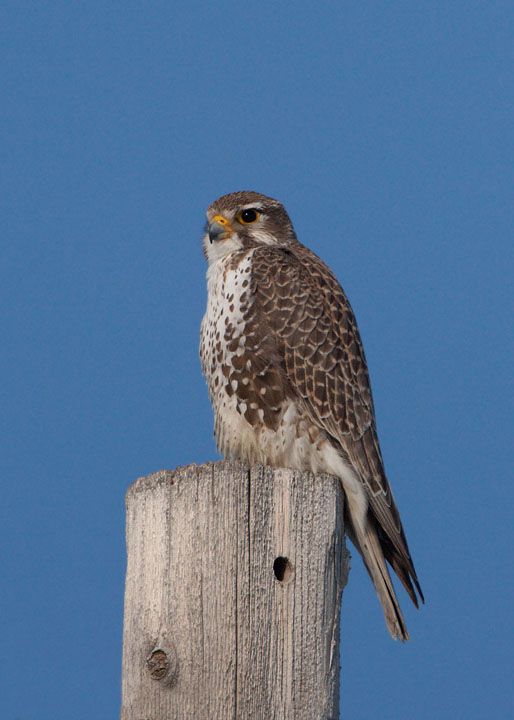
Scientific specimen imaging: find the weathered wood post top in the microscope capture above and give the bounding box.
[121,460,349,720]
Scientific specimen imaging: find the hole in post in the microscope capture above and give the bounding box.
[273,556,293,583]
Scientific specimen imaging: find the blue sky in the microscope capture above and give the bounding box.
[1,2,512,718]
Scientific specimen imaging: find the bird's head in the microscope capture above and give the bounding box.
[202,191,297,264]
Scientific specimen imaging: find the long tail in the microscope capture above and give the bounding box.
[346,510,411,641]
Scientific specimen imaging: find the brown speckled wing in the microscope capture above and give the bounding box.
[248,244,419,581]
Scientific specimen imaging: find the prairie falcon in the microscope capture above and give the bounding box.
[200,190,423,640]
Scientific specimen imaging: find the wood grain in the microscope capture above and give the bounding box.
[121,461,349,720]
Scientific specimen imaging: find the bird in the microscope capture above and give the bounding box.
[199,190,423,640]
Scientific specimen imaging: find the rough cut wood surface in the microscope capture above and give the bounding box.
[121,460,349,720]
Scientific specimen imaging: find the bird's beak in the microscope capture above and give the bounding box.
[208,215,233,243]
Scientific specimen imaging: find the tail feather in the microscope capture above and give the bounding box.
[378,524,425,608]
[346,511,411,641]
[324,442,423,639]
[362,525,410,641]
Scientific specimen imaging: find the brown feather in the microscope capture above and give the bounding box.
[248,243,424,625]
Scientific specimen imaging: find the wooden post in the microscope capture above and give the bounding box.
[121,460,349,720]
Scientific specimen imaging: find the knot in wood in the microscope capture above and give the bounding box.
[146,647,176,683]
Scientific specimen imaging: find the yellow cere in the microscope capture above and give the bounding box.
[212,214,232,229]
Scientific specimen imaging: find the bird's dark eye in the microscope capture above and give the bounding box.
[237,208,260,225]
